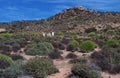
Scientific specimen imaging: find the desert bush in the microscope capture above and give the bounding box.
[48,49,63,59]
[66,40,80,52]
[96,61,111,71]
[110,64,120,74]
[88,70,101,78]
[0,45,11,54]
[91,49,120,73]
[69,57,87,64]
[66,44,78,52]
[24,58,58,78]
[52,42,65,50]
[10,54,24,61]
[105,39,119,48]
[26,42,37,48]
[85,27,97,33]
[0,54,13,63]
[0,54,13,69]
[94,39,105,48]
[69,40,80,47]
[91,51,109,61]
[80,40,96,52]
[0,59,10,69]
[25,42,54,55]
[71,64,89,78]
[61,38,70,44]
[69,63,101,78]
[48,52,62,59]
[58,31,65,35]
[66,53,77,59]
[88,32,96,36]
[11,42,21,52]
[2,60,25,78]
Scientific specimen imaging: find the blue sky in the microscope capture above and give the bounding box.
[0,0,120,22]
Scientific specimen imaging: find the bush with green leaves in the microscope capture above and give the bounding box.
[105,39,119,48]
[24,58,58,78]
[52,42,65,50]
[10,54,24,61]
[85,27,97,33]
[88,32,96,36]
[69,40,80,48]
[66,40,80,52]
[66,44,78,52]
[1,60,25,78]
[48,52,62,59]
[61,38,70,44]
[80,40,97,52]
[69,57,87,64]
[0,59,10,69]
[65,53,77,59]
[0,54,13,69]
[48,49,63,59]
[0,54,13,63]
[91,49,120,74]
[25,42,54,55]
[68,63,101,78]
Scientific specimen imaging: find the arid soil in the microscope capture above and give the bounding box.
[20,48,120,78]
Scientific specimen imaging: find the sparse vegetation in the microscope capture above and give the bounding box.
[66,53,77,59]
[24,58,58,78]
[0,6,120,78]
[68,63,101,78]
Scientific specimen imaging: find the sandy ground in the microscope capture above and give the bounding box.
[20,48,120,78]
[101,72,120,78]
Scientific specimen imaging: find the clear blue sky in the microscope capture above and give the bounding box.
[0,0,120,22]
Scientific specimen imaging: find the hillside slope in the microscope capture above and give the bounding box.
[0,6,120,32]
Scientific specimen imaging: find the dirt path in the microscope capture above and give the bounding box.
[101,72,120,78]
[20,48,120,78]
[47,51,72,78]
[47,59,71,78]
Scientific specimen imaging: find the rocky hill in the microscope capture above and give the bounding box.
[0,6,120,32]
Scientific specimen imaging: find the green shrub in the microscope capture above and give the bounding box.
[48,48,63,59]
[85,27,97,33]
[24,58,58,78]
[106,39,119,47]
[26,42,37,48]
[2,60,25,78]
[10,54,24,61]
[66,44,78,52]
[65,53,77,59]
[0,54,13,69]
[58,31,65,35]
[0,54,13,62]
[91,50,120,74]
[80,40,96,52]
[69,40,80,47]
[48,52,62,59]
[66,40,79,52]
[0,59,10,69]
[52,42,65,50]
[88,32,95,36]
[69,57,87,64]
[25,42,54,55]
[70,63,101,78]
[0,33,13,38]
[89,70,101,78]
